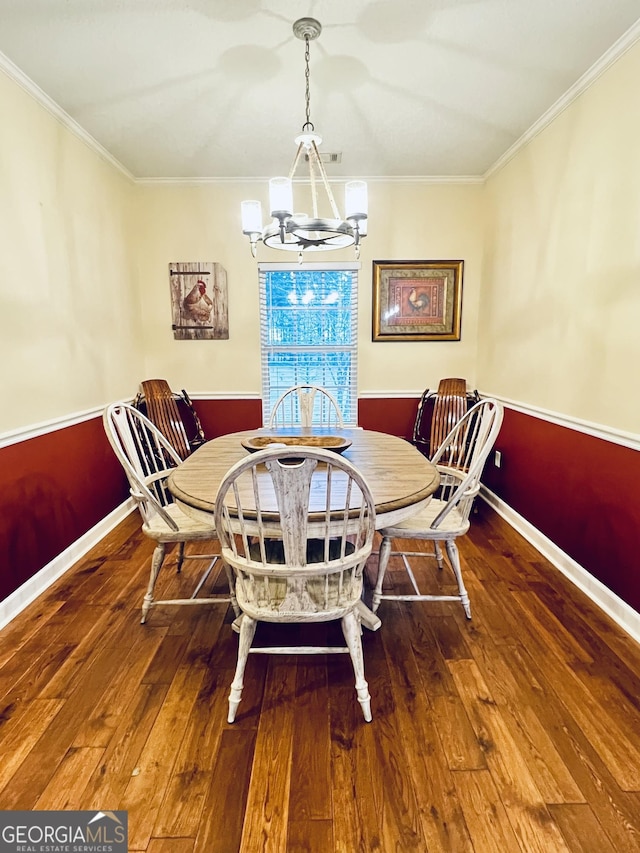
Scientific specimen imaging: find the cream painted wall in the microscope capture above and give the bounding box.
[134,180,484,397]
[0,70,143,434]
[133,183,263,395]
[358,182,483,394]
[2,47,484,436]
[18,28,639,430]
[479,41,640,434]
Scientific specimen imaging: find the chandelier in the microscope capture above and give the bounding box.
[241,17,368,260]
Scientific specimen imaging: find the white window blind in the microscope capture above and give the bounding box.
[259,262,359,427]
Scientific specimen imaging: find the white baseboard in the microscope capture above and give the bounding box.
[0,499,135,631]
[481,487,640,646]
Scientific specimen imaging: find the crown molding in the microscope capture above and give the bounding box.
[484,19,640,180]
[134,174,485,186]
[4,17,640,188]
[0,50,134,181]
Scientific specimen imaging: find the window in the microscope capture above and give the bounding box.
[259,262,359,426]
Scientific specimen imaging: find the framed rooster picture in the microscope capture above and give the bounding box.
[372,260,463,341]
[169,262,229,340]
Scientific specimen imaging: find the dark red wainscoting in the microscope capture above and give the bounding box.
[1,399,638,618]
[358,397,419,441]
[483,407,640,613]
[0,418,129,601]
[192,398,263,439]
[0,399,264,602]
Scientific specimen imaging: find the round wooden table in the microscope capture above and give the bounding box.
[167,427,439,530]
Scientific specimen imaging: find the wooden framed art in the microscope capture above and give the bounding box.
[372,259,463,341]
[168,261,229,340]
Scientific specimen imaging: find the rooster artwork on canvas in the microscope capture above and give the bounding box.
[183,279,213,325]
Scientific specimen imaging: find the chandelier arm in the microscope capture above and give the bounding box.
[288,142,305,181]
[308,149,319,219]
[311,140,341,220]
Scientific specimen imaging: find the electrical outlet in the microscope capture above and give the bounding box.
[494,450,502,468]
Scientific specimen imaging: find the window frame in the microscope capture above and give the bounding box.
[258,261,360,427]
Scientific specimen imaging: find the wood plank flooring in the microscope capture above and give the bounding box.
[1,502,640,851]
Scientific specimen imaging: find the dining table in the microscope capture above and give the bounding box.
[167,427,439,631]
[167,426,439,530]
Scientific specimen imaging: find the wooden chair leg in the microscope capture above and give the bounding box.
[141,542,166,624]
[434,541,445,570]
[445,539,471,619]
[341,610,373,722]
[222,563,240,617]
[176,541,185,572]
[228,616,257,723]
[372,535,392,614]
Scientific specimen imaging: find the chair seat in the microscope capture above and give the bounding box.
[237,538,359,616]
[142,502,216,542]
[236,574,361,618]
[379,498,469,539]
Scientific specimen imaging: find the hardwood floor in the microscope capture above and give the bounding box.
[1,503,640,851]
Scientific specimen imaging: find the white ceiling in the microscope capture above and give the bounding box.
[1,0,639,180]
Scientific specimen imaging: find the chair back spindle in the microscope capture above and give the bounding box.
[268,384,344,429]
[413,377,479,458]
[141,379,193,460]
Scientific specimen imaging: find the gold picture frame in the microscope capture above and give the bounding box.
[372,259,463,341]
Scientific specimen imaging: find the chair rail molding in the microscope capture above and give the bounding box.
[359,390,424,399]
[481,392,640,452]
[184,392,262,400]
[5,392,635,452]
[481,487,640,646]
[0,400,133,449]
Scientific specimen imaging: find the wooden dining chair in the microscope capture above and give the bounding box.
[214,444,379,723]
[139,378,205,460]
[103,402,237,623]
[413,377,479,458]
[268,384,344,429]
[372,398,503,619]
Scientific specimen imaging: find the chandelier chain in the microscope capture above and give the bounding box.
[303,35,314,133]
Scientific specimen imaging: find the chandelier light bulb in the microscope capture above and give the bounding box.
[269,177,293,218]
[345,181,368,220]
[241,200,263,235]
